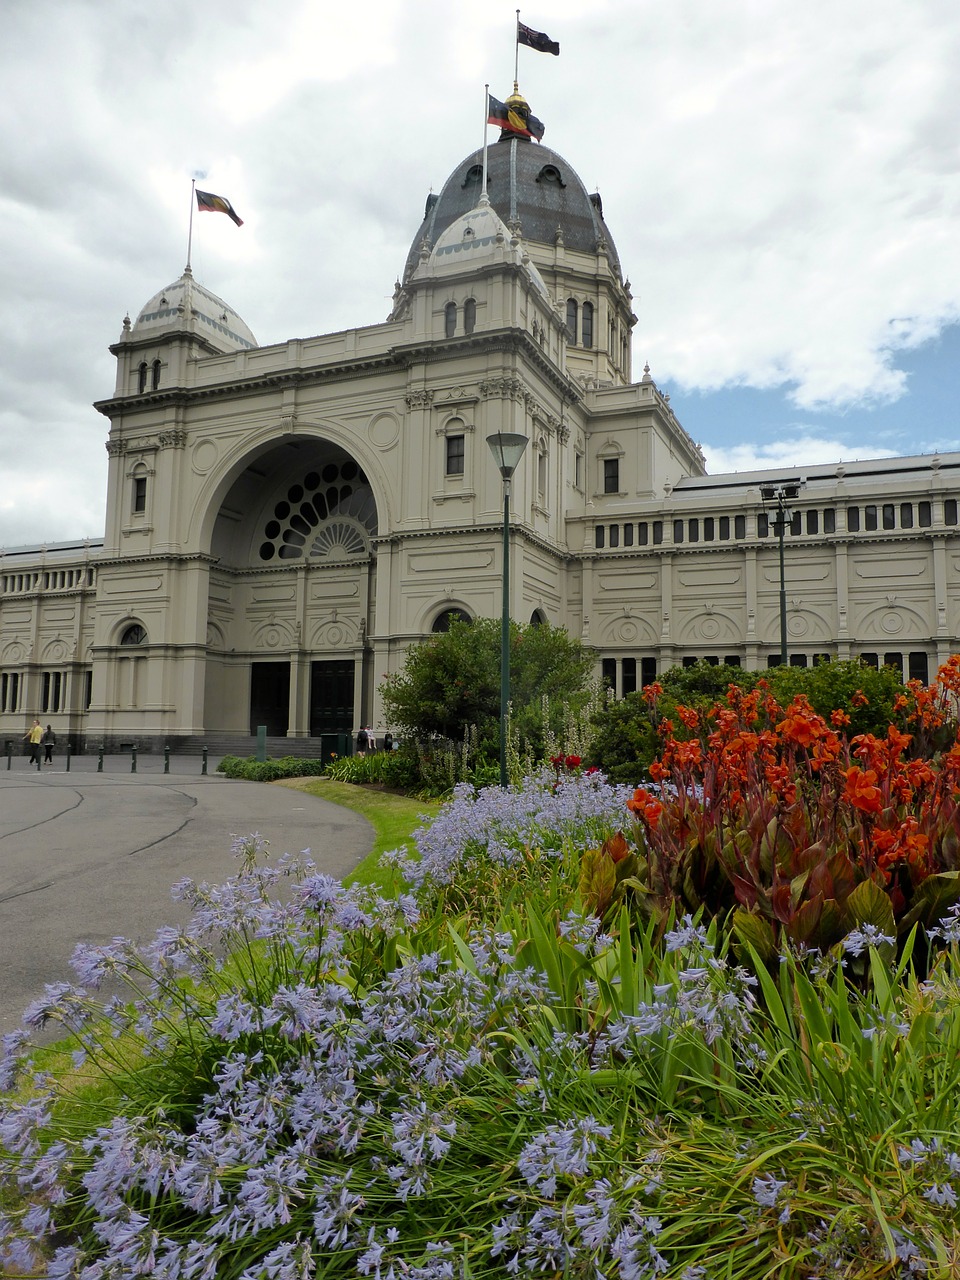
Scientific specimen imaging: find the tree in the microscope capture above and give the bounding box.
[380,618,594,759]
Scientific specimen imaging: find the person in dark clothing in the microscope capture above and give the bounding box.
[42,725,57,764]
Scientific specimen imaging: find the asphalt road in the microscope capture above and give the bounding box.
[0,755,372,1032]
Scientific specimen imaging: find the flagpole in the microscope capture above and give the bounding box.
[482,83,490,198]
[514,10,520,85]
[186,178,196,272]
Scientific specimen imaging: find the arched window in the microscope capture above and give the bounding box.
[566,298,578,344]
[432,607,471,633]
[581,301,594,348]
[137,362,148,393]
[463,298,476,335]
[444,302,457,338]
[530,609,547,626]
[151,358,162,390]
[120,624,147,646]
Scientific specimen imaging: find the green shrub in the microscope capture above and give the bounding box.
[216,754,327,781]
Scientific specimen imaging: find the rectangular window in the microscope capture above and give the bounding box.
[847,506,860,532]
[603,458,619,494]
[703,517,715,541]
[653,521,663,545]
[823,508,836,533]
[908,652,929,684]
[673,519,684,544]
[919,501,932,527]
[601,658,617,691]
[682,656,697,668]
[688,518,699,542]
[637,522,648,545]
[133,476,147,513]
[84,670,93,709]
[719,516,730,539]
[865,505,878,531]
[724,655,742,667]
[623,524,634,547]
[883,652,904,678]
[622,657,637,696]
[790,653,808,668]
[882,504,895,530]
[1,672,20,712]
[609,524,620,548]
[806,510,819,535]
[41,671,50,713]
[757,513,770,538]
[900,503,913,529]
[445,434,465,476]
[767,654,781,668]
[705,655,719,666]
[945,498,958,525]
[814,653,832,666]
[790,511,802,536]
[859,652,879,669]
[640,656,657,686]
[734,515,746,539]
[595,525,605,549]
[575,452,584,490]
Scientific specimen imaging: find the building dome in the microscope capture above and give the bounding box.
[133,267,257,351]
[417,194,550,299]
[403,129,622,284]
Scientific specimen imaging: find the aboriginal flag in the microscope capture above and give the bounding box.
[196,189,244,226]
[487,94,545,141]
[518,22,559,56]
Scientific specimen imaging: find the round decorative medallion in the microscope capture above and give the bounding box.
[699,617,720,641]
[788,616,809,638]
[881,611,903,635]
[192,440,218,474]
[618,621,638,643]
[369,414,401,449]
[264,627,280,648]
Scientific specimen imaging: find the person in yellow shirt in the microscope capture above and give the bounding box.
[23,719,42,766]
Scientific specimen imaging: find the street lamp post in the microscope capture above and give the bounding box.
[760,483,801,666]
[487,432,529,788]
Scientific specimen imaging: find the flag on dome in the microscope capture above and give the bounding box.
[487,93,545,141]
[518,21,559,56]
[195,189,244,227]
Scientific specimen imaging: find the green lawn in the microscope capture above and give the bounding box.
[273,776,439,888]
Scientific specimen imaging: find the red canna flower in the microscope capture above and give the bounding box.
[844,766,883,814]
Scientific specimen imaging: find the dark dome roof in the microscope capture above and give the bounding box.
[403,133,622,283]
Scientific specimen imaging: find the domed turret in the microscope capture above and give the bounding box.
[133,267,256,352]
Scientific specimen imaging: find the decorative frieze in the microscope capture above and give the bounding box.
[405,389,435,409]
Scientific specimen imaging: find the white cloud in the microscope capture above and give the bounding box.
[4,0,960,543]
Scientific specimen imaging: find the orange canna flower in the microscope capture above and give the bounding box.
[830,709,851,727]
[627,788,663,829]
[844,766,883,814]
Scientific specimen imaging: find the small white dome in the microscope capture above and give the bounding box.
[422,197,549,299]
[134,268,257,351]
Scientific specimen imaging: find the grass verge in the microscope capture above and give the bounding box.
[272,776,439,888]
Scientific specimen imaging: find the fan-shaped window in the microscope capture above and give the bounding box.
[257,460,377,563]
[464,298,477,335]
[581,301,594,348]
[432,607,472,633]
[120,624,147,646]
[566,299,578,344]
[444,302,457,338]
[137,362,148,394]
[151,359,162,390]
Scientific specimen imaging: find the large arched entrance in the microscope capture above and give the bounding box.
[204,437,379,740]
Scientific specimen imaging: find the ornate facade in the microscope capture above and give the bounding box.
[2,102,958,749]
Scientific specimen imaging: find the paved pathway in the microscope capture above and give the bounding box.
[0,754,372,1032]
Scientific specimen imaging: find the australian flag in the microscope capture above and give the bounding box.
[518,21,560,56]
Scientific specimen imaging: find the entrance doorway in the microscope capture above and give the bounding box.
[249,662,290,736]
[310,660,354,736]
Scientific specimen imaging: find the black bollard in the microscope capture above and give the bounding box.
[65,743,71,772]
[97,746,104,773]
[201,746,208,776]
[164,744,170,774]
[131,745,137,774]
[6,744,11,771]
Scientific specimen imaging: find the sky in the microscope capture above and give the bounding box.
[3,0,960,548]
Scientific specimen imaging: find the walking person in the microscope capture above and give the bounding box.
[42,724,57,765]
[23,719,42,765]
